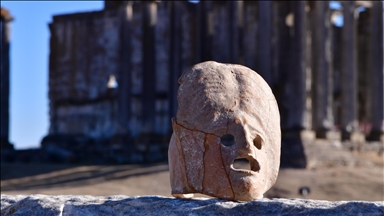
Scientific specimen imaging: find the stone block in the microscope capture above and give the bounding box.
[1,195,383,216]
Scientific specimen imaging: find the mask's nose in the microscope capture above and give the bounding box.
[225,122,256,155]
[234,135,257,157]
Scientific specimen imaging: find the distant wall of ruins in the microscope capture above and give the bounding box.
[48,10,121,139]
[45,1,383,163]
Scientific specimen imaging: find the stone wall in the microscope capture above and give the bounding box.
[48,10,121,139]
[1,195,383,216]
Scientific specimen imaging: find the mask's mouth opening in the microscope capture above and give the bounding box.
[231,157,260,173]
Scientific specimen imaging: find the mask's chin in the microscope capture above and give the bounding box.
[228,172,264,201]
[228,156,265,201]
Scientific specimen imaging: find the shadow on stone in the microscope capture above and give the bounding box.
[1,163,168,192]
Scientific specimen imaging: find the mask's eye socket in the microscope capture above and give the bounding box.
[220,134,235,146]
[253,136,262,150]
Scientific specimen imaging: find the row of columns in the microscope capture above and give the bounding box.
[285,1,383,141]
[115,1,383,142]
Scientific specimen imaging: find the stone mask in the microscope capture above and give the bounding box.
[168,61,281,201]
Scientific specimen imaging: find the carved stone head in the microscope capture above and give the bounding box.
[168,61,281,201]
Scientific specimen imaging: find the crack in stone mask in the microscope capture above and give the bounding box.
[168,61,281,201]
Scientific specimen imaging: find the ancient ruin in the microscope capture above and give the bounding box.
[1,1,382,165]
[168,61,280,201]
[42,1,383,164]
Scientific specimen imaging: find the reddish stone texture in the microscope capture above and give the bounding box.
[168,61,281,201]
[168,131,190,196]
[174,120,205,192]
[203,134,234,200]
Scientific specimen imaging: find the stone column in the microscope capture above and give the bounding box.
[197,1,213,62]
[169,1,181,120]
[368,1,384,142]
[118,2,133,133]
[0,8,13,149]
[210,2,231,63]
[228,1,243,64]
[275,1,291,130]
[142,1,157,133]
[271,1,280,90]
[257,1,273,86]
[242,1,258,71]
[340,1,362,141]
[129,2,144,137]
[287,1,312,134]
[312,1,334,138]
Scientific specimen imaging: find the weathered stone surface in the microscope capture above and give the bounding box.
[169,61,281,201]
[49,10,121,138]
[1,195,383,216]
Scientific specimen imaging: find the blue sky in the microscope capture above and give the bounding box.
[2,1,104,149]
[1,1,343,150]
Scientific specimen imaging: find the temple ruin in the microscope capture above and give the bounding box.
[38,1,384,163]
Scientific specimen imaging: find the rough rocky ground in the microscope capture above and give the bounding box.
[1,141,383,202]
